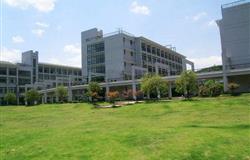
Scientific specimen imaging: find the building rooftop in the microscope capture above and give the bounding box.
[39,62,81,69]
[222,0,250,9]
[0,61,16,66]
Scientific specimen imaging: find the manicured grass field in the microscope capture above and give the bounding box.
[1,94,250,160]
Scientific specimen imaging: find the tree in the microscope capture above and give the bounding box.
[228,82,240,95]
[56,86,67,103]
[25,89,40,106]
[107,91,119,104]
[141,74,168,99]
[175,70,198,99]
[199,80,223,97]
[87,82,101,102]
[4,92,16,105]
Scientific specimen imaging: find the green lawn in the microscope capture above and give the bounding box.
[1,94,250,160]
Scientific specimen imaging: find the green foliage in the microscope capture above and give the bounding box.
[1,94,250,159]
[87,82,101,101]
[196,65,222,73]
[4,92,16,105]
[199,80,223,97]
[228,82,240,95]
[141,74,168,99]
[56,86,67,102]
[175,70,198,99]
[25,89,40,106]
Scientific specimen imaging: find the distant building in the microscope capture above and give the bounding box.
[217,0,250,92]
[0,51,82,105]
[81,28,194,82]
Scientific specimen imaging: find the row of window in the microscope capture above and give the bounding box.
[38,66,81,76]
[141,43,182,63]
[142,53,182,67]
[87,42,105,54]
[0,67,17,76]
[87,53,105,65]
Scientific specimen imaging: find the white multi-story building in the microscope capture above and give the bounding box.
[81,28,194,83]
[0,50,82,105]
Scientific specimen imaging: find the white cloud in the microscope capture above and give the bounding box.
[45,43,82,67]
[4,0,56,12]
[186,12,207,22]
[207,20,217,27]
[0,47,21,62]
[63,44,81,54]
[188,55,222,69]
[35,22,49,28]
[32,29,45,37]
[193,12,207,21]
[56,25,62,31]
[130,1,150,15]
[12,35,24,43]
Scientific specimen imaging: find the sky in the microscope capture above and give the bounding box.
[0,0,235,69]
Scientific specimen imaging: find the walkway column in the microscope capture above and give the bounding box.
[132,83,137,100]
[168,82,172,99]
[223,75,228,92]
[43,91,47,104]
[56,90,59,102]
[132,66,137,100]
[157,88,161,99]
[105,77,109,101]
[68,87,72,102]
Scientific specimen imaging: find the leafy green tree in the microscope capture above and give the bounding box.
[199,80,223,97]
[4,92,16,105]
[56,86,67,103]
[25,89,40,106]
[228,82,240,95]
[175,70,198,99]
[87,82,101,102]
[141,74,168,99]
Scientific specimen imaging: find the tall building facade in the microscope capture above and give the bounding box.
[81,28,194,82]
[217,0,250,92]
[0,51,82,105]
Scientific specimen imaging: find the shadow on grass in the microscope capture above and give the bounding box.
[184,124,250,129]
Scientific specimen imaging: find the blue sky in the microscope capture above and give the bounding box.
[1,0,234,68]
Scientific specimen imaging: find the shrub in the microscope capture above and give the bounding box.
[25,89,40,106]
[228,82,240,95]
[136,90,144,100]
[199,80,223,97]
[107,91,119,103]
[122,89,133,100]
[4,92,16,105]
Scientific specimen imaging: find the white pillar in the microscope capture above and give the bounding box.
[105,77,109,101]
[168,82,172,99]
[157,87,161,99]
[68,87,72,102]
[132,83,137,100]
[44,91,47,103]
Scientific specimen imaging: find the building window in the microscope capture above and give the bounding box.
[147,45,151,53]
[141,43,146,51]
[0,67,7,75]
[130,40,133,45]
[130,52,133,56]
[9,68,16,76]
[152,47,156,54]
